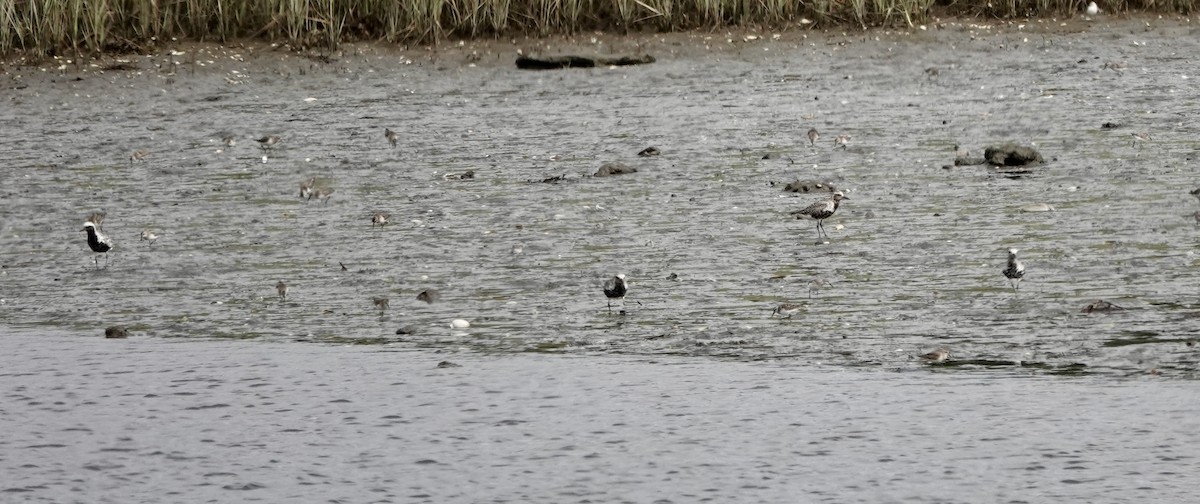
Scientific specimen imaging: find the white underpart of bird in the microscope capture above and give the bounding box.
[1086,1,1099,15]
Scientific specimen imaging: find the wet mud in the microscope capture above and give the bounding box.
[3,16,1200,377]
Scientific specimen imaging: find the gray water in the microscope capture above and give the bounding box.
[3,333,1199,503]
[2,15,1200,502]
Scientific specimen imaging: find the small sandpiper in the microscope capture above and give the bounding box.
[1130,132,1152,149]
[129,149,149,165]
[791,191,848,241]
[603,274,628,313]
[921,347,950,363]
[833,135,851,150]
[276,281,288,300]
[384,128,398,148]
[373,297,390,310]
[82,212,113,269]
[371,212,389,228]
[806,128,819,147]
[1003,248,1025,290]
[139,229,158,246]
[314,187,334,204]
[771,303,803,319]
[221,135,237,147]
[299,177,316,201]
[256,135,281,150]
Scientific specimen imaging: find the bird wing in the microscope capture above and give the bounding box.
[86,212,106,227]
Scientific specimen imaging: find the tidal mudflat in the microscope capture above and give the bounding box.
[2,15,1200,501]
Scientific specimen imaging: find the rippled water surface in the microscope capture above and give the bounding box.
[2,15,1200,502]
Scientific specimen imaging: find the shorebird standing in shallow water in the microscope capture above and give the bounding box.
[129,149,149,166]
[1003,248,1025,290]
[299,177,316,201]
[921,348,950,363]
[276,281,288,300]
[82,212,113,268]
[603,274,628,313]
[771,303,803,319]
[833,135,851,150]
[256,135,281,150]
[1131,132,1151,151]
[314,187,334,204]
[791,191,848,241]
[140,229,158,246]
[384,128,398,148]
[806,128,819,148]
[371,212,389,228]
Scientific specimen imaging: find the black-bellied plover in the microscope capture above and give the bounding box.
[921,347,950,363]
[806,128,819,147]
[256,135,281,150]
[276,281,288,300]
[603,274,628,313]
[385,128,398,148]
[1003,248,1025,290]
[791,191,848,241]
[299,177,315,201]
[81,212,113,268]
[771,303,803,318]
[140,229,158,246]
[371,212,389,228]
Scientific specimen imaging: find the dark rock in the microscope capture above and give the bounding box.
[1081,299,1125,313]
[539,174,568,183]
[417,289,440,304]
[637,146,660,157]
[1101,122,1122,130]
[395,325,418,335]
[104,326,127,339]
[436,360,462,368]
[516,54,655,70]
[782,180,837,193]
[984,143,1043,167]
[594,162,637,177]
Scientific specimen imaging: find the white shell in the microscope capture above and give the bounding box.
[450,319,470,329]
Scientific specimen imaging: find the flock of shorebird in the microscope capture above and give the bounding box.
[84,126,1034,356]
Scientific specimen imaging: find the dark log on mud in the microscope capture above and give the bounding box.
[516,54,656,70]
[984,143,1043,167]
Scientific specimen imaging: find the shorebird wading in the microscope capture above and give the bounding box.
[921,348,950,363]
[603,274,628,313]
[806,128,820,147]
[81,212,113,268]
[256,135,281,150]
[385,128,398,148]
[791,191,847,241]
[1003,248,1025,290]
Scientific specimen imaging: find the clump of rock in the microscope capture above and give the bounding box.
[595,162,638,177]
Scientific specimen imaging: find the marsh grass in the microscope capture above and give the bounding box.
[0,0,1194,55]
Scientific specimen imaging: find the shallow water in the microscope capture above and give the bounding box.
[3,334,1199,503]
